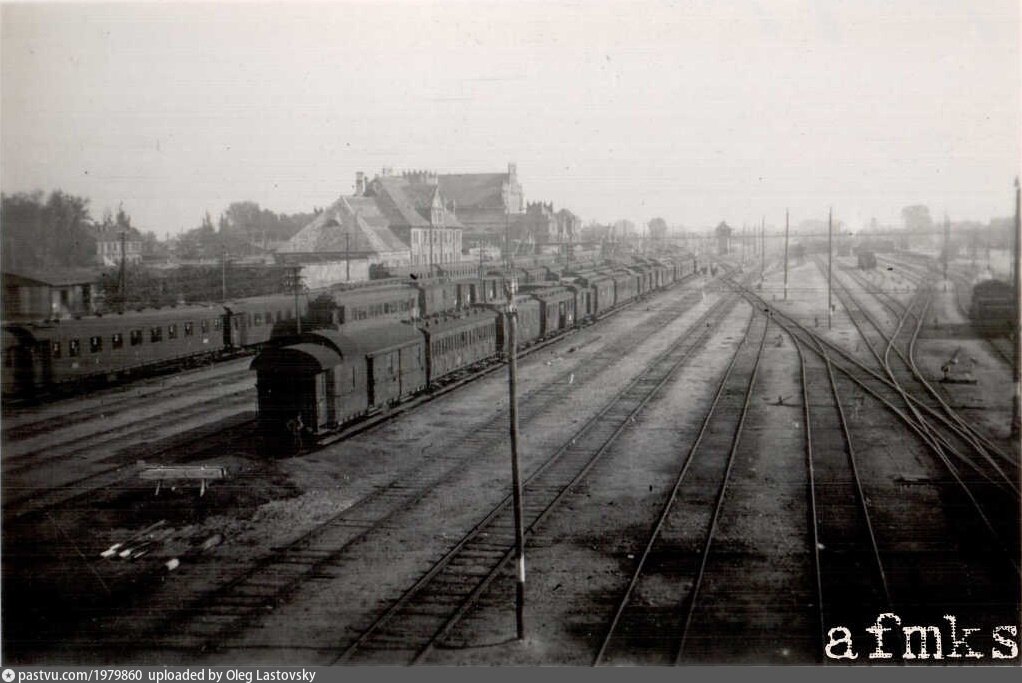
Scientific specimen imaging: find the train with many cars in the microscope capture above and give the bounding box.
[1,254,697,401]
[251,255,699,448]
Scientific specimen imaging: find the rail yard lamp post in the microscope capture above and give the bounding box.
[504,274,526,640]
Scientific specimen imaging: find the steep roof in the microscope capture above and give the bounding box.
[3,267,101,286]
[280,196,409,255]
[437,173,508,209]
[368,176,464,229]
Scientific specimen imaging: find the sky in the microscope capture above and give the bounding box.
[2,0,1019,236]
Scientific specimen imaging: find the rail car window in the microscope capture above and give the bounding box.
[150,327,163,343]
[200,320,210,334]
[131,329,143,346]
[265,312,272,324]
[90,336,102,353]
[214,318,221,330]
[184,322,194,337]
[112,333,123,349]
[254,313,263,326]
[168,324,178,340]
[51,341,61,358]
[69,338,81,357]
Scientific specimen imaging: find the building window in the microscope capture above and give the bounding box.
[90,336,102,353]
[130,329,143,346]
[112,333,124,349]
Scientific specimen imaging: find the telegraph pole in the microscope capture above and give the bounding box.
[827,208,833,329]
[286,265,303,335]
[221,245,228,303]
[760,215,765,282]
[783,209,790,301]
[943,214,950,285]
[504,276,526,640]
[119,231,127,311]
[1012,177,1020,439]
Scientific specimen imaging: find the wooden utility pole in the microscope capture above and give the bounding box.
[345,233,351,282]
[943,214,950,285]
[783,209,790,301]
[760,216,765,282]
[429,224,435,277]
[221,245,228,303]
[119,231,127,311]
[504,277,526,639]
[1012,177,1020,439]
[286,265,303,335]
[828,208,833,330]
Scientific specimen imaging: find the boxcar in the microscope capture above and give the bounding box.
[418,310,499,381]
[345,321,428,407]
[484,297,542,354]
[611,271,639,307]
[525,286,576,337]
[414,280,460,317]
[252,329,366,440]
[563,282,593,321]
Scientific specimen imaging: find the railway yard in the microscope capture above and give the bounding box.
[2,251,1019,666]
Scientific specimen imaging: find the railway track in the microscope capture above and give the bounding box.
[332,288,748,665]
[592,310,766,665]
[51,276,730,656]
[2,362,254,442]
[793,331,891,660]
[2,277,705,525]
[824,261,1019,496]
[728,278,1020,576]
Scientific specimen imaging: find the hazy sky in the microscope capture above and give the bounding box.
[2,0,1019,236]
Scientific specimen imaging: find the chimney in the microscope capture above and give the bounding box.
[355,172,365,195]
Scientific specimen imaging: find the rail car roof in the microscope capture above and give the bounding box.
[417,310,499,335]
[333,284,418,305]
[12,305,224,334]
[336,320,424,355]
[251,342,342,373]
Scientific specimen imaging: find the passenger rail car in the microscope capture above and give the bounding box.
[3,305,226,395]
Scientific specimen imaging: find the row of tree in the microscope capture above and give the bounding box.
[1,191,319,270]
[2,191,98,271]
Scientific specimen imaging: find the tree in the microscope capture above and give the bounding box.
[648,217,669,241]
[1,190,96,270]
[900,205,933,233]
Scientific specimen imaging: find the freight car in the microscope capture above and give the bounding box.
[252,252,701,448]
[857,251,877,269]
[970,280,1017,336]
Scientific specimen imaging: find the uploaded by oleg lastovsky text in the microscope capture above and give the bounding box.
[825,613,1019,661]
